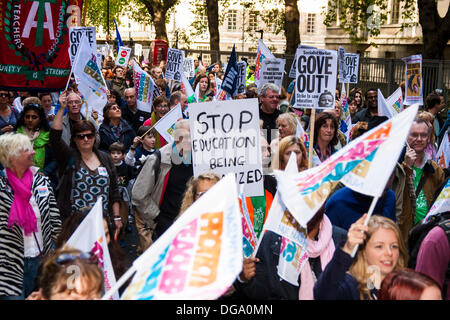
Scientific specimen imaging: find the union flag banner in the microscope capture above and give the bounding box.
[0,0,83,91]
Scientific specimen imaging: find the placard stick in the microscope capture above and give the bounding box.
[64,70,73,91]
[85,100,89,120]
[308,108,316,169]
[351,195,379,258]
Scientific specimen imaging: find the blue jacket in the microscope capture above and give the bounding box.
[234,227,347,300]
[313,246,378,300]
[98,119,136,153]
[325,187,396,231]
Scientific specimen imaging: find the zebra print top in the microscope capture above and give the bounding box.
[0,173,61,296]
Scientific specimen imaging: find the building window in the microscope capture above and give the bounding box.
[248,12,258,32]
[197,45,211,65]
[391,0,400,24]
[228,9,237,31]
[307,13,316,34]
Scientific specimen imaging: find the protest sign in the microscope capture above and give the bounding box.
[132,60,158,113]
[183,57,196,79]
[115,174,243,300]
[258,58,286,94]
[153,104,183,144]
[235,61,247,96]
[239,192,258,259]
[435,134,449,169]
[254,40,275,87]
[289,45,317,79]
[69,27,96,66]
[189,98,264,197]
[165,48,184,81]
[402,54,423,105]
[276,105,418,227]
[386,87,403,113]
[67,197,118,300]
[295,48,337,110]
[423,179,450,223]
[115,46,132,67]
[72,34,108,118]
[0,0,83,91]
[134,43,142,57]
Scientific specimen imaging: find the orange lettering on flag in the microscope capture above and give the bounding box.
[366,122,392,140]
[189,212,223,287]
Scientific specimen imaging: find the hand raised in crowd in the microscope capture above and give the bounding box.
[343,214,369,256]
[58,90,68,109]
[239,257,259,282]
[91,110,98,121]
[404,145,417,169]
[131,136,142,149]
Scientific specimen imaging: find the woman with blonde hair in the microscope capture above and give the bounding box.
[178,171,222,216]
[270,112,298,156]
[272,135,308,172]
[314,214,408,300]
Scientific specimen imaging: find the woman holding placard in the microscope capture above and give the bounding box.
[314,215,408,300]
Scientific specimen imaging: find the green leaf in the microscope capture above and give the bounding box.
[4,34,11,42]
[14,51,22,57]
[4,26,10,33]
[8,43,15,50]
[4,18,10,26]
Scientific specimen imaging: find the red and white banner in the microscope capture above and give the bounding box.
[0,0,83,91]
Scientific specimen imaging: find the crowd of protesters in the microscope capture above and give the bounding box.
[0,52,448,301]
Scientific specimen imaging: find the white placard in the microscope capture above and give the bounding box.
[134,43,142,57]
[183,57,196,79]
[165,48,185,81]
[69,27,97,66]
[295,48,337,109]
[189,98,264,197]
[115,46,132,67]
[258,58,285,94]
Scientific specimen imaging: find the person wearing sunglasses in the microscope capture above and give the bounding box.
[0,133,61,299]
[27,248,104,300]
[98,102,136,153]
[0,90,20,136]
[50,95,122,237]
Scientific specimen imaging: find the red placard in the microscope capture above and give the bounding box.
[0,0,83,91]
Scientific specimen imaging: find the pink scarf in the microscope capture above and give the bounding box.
[6,168,37,236]
[299,215,335,300]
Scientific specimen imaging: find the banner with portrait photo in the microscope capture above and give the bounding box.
[0,0,83,91]
[402,54,423,106]
[295,48,337,109]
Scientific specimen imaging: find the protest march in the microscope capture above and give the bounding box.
[0,0,449,304]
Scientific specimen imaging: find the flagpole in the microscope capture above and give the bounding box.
[101,265,137,300]
[308,108,316,168]
[350,195,380,258]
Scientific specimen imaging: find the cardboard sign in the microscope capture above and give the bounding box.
[69,27,96,66]
[189,98,264,197]
[339,47,359,83]
[115,46,132,67]
[295,48,337,109]
[165,48,184,81]
[235,61,247,96]
[258,58,285,94]
[183,57,196,79]
[402,54,423,106]
[134,43,142,57]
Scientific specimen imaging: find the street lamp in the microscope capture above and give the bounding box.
[256,29,264,39]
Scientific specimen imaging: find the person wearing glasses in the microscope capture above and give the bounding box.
[27,248,104,300]
[0,90,20,136]
[49,92,122,237]
[98,102,136,153]
[0,133,61,299]
[142,95,170,149]
[397,117,445,245]
[57,90,99,146]
[259,83,282,144]
[352,88,388,125]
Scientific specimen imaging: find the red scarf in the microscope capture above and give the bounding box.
[6,168,37,236]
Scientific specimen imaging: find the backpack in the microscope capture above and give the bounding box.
[408,211,450,270]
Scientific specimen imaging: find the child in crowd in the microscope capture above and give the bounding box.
[109,142,135,236]
[125,126,157,173]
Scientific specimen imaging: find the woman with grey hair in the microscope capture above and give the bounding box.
[0,133,61,299]
[270,112,298,158]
